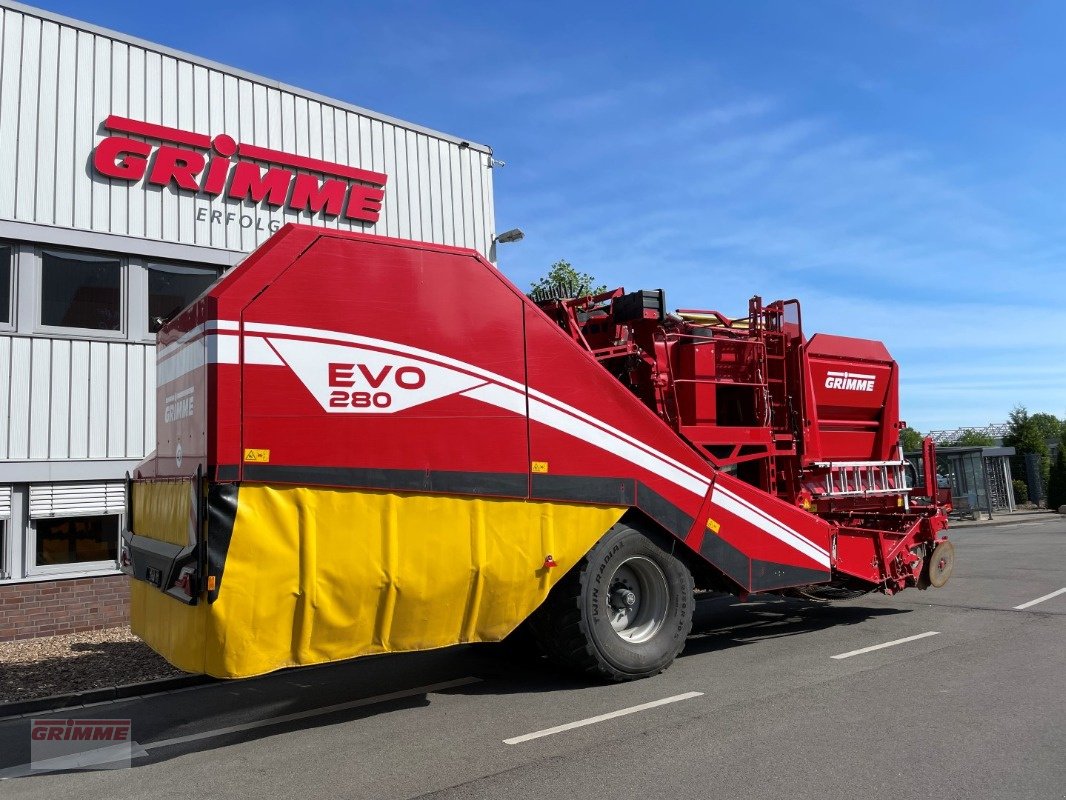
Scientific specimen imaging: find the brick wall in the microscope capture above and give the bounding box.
[0,575,129,641]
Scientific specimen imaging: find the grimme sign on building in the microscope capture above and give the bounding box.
[92,115,390,234]
[0,0,495,642]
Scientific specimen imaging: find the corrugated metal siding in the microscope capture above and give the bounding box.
[29,481,125,517]
[0,5,495,256]
[0,336,153,460]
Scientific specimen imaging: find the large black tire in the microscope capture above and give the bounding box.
[528,522,694,681]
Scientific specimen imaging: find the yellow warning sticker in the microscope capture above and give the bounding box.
[531,461,549,474]
[244,448,271,463]
[706,518,721,534]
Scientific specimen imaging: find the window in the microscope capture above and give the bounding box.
[0,243,11,325]
[147,263,218,332]
[34,515,119,566]
[40,250,122,331]
[27,482,124,575]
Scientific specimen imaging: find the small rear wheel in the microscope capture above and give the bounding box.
[921,539,955,589]
[528,522,694,681]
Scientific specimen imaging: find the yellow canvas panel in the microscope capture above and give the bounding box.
[131,479,193,547]
[131,483,625,678]
[129,580,208,674]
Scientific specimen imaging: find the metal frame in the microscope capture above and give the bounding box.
[0,478,130,583]
[926,423,1010,444]
[0,240,14,332]
[33,246,129,340]
[24,511,123,579]
[812,460,908,499]
[0,219,245,268]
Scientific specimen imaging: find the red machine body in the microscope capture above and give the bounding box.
[144,224,946,599]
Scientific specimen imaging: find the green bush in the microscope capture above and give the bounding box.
[1013,479,1029,505]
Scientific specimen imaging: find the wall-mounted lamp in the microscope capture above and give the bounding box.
[494,228,525,244]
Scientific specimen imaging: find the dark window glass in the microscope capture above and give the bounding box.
[0,244,10,325]
[35,515,119,566]
[41,251,122,330]
[148,264,218,332]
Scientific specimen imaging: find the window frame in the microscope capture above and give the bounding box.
[0,516,7,581]
[0,240,16,333]
[34,246,128,339]
[25,512,123,579]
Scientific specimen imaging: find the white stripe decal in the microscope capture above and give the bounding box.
[157,319,239,362]
[158,341,205,385]
[715,483,829,558]
[711,485,830,568]
[527,397,709,497]
[527,386,710,488]
[245,321,528,391]
[460,382,527,415]
[151,319,828,566]
[246,322,712,491]
[462,385,708,496]
[157,333,239,386]
[164,386,195,404]
[245,336,284,366]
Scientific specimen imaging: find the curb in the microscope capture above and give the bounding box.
[950,513,1059,530]
[0,674,213,719]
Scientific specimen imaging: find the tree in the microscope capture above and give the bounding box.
[899,426,924,452]
[1030,412,1063,446]
[1004,405,1051,504]
[1048,446,1066,512]
[529,260,607,299]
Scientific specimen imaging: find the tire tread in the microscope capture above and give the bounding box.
[528,523,695,682]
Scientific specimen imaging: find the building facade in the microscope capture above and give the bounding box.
[0,1,495,639]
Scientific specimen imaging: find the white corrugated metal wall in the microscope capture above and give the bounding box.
[0,2,495,584]
[0,3,495,256]
[0,337,155,461]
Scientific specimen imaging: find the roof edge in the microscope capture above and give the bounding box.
[0,0,492,154]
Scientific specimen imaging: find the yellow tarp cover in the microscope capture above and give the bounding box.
[132,479,193,547]
[131,484,624,678]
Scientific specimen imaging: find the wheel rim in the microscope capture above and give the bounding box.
[928,540,954,588]
[605,556,669,643]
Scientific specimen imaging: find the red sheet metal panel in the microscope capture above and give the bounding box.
[802,332,900,463]
[139,224,944,597]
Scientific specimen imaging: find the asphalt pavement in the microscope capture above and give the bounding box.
[1,514,1064,799]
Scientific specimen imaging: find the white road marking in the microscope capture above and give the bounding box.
[830,631,940,660]
[1013,587,1066,611]
[503,691,703,745]
[141,677,480,753]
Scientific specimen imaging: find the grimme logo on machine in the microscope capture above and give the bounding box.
[92,115,387,226]
[163,386,195,423]
[267,337,485,414]
[824,370,876,392]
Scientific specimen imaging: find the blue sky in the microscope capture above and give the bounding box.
[41,0,1066,432]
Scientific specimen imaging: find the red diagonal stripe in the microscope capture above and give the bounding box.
[237,143,388,185]
[103,116,387,184]
[104,115,212,148]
